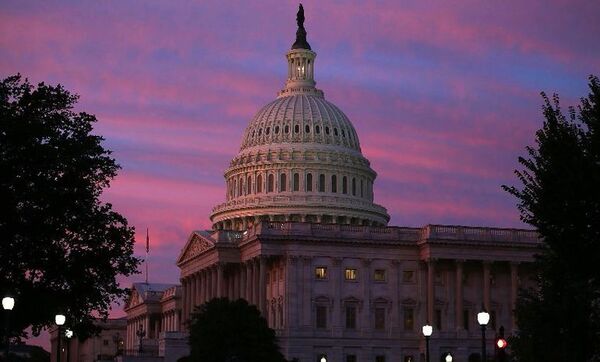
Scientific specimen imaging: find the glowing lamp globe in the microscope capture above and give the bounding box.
[422,324,433,337]
[497,338,508,349]
[55,314,66,326]
[477,310,490,326]
[445,353,453,362]
[65,329,74,338]
[2,296,15,310]
[320,357,327,362]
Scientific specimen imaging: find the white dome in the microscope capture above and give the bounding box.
[209,29,389,230]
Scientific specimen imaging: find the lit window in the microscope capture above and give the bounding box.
[315,267,327,279]
[375,308,385,330]
[402,270,414,283]
[374,269,386,282]
[344,268,357,281]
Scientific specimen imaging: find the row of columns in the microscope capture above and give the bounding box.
[180,257,269,328]
[161,309,180,332]
[426,259,520,332]
[126,316,149,350]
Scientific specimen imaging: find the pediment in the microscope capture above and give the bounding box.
[177,231,216,264]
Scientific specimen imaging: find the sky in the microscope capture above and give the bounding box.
[1,0,599,346]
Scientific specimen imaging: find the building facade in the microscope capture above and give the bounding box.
[125,6,539,362]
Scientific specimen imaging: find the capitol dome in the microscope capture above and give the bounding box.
[210,10,389,230]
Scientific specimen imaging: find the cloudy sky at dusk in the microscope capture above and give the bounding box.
[1,0,599,333]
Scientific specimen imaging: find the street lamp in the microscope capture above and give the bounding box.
[422,323,433,362]
[2,297,15,360]
[477,309,490,362]
[55,314,66,362]
[64,329,73,362]
[445,352,453,362]
[320,356,327,362]
[136,325,146,354]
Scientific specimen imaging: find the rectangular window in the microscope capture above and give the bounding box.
[435,309,442,331]
[316,306,327,328]
[402,270,414,283]
[375,307,386,330]
[345,268,357,280]
[345,305,357,329]
[346,355,357,362]
[315,267,327,280]
[463,309,470,330]
[403,307,414,331]
[374,269,386,282]
[375,356,386,362]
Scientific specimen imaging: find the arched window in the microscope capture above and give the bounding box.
[275,125,279,134]
[306,173,313,192]
[319,174,325,192]
[280,173,287,192]
[360,179,364,197]
[331,175,337,193]
[342,176,348,194]
[247,175,252,194]
[305,125,310,133]
[352,177,356,196]
[325,126,330,135]
[293,173,300,191]
[233,179,237,197]
[294,125,300,133]
[257,174,263,193]
[267,174,274,193]
[334,128,338,136]
[238,177,243,196]
[316,125,320,134]
[285,125,289,133]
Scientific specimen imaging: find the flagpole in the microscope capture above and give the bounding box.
[145,227,149,284]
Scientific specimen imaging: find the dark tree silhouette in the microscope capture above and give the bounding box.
[187,298,286,362]
[0,74,140,339]
[503,75,600,361]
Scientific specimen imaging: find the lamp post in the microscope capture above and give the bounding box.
[2,297,15,361]
[64,329,73,362]
[422,323,433,362]
[55,314,65,362]
[477,309,490,362]
[136,325,146,354]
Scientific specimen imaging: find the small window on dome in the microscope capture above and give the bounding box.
[325,127,330,135]
[316,125,320,134]
[252,130,255,137]
[295,125,300,133]
[275,126,279,134]
[258,128,262,136]
[334,128,338,136]
[285,125,290,134]
[266,127,270,135]
[341,129,345,137]
[305,125,310,133]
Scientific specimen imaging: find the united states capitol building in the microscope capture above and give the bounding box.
[123,7,538,362]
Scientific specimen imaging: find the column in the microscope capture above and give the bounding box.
[455,260,464,331]
[302,256,312,326]
[252,259,259,305]
[240,264,247,300]
[361,258,372,331]
[391,260,401,332]
[259,256,267,316]
[510,262,519,332]
[190,275,196,315]
[235,266,241,300]
[247,261,254,304]
[332,257,342,334]
[195,273,202,308]
[182,278,188,323]
[212,266,218,299]
[228,269,235,299]
[427,259,435,324]
[483,261,491,311]
[285,255,297,329]
[217,263,224,298]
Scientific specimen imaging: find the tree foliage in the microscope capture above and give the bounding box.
[503,75,600,361]
[0,74,140,339]
[187,298,286,362]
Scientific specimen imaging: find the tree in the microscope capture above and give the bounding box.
[0,75,140,339]
[187,298,286,362]
[503,75,600,361]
